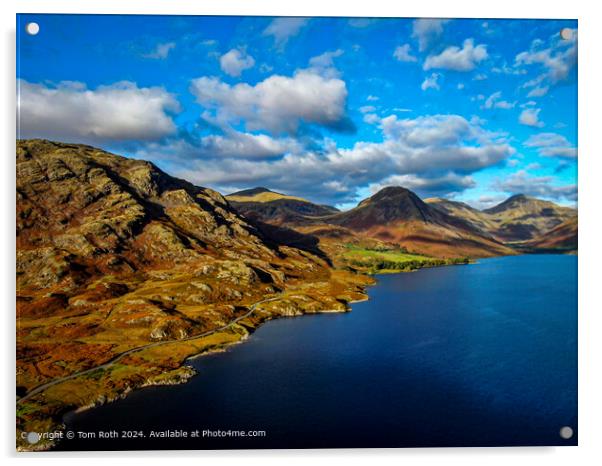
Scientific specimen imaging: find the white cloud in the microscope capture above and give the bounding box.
[133,129,303,162]
[17,80,179,143]
[143,42,176,59]
[366,95,379,101]
[421,73,440,91]
[263,18,309,48]
[359,105,376,113]
[516,30,577,82]
[189,70,351,135]
[308,49,344,78]
[424,39,488,72]
[309,49,344,68]
[219,49,255,77]
[363,113,380,124]
[526,85,549,98]
[393,44,417,62]
[519,108,544,127]
[482,91,516,110]
[412,19,449,51]
[516,30,577,95]
[198,131,302,159]
[524,132,577,158]
[171,113,514,203]
[468,194,508,210]
[493,169,577,201]
[368,172,476,197]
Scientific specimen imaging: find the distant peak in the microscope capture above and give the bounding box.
[364,186,414,202]
[375,186,412,196]
[507,193,529,202]
[228,187,273,197]
[358,186,423,208]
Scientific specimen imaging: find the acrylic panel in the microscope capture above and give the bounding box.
[16,14,578,451]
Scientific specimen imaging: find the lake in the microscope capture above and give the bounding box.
[59,254,577,450]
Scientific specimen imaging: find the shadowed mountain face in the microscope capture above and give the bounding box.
[524,217,578,251]
[227,187,339,225]
[428,194,576,243]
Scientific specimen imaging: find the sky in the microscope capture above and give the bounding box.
[17,15,578,210]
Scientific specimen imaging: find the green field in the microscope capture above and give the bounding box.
[342,245,469,273]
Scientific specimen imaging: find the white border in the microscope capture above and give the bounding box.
[3,1,601,465]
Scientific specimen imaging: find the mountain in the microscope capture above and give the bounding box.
[482,194,576,242]
[17,140,371,445]
[425,198,496,235]
[427,194,577,244]
[227,187,339,225]
[17,140,281,292]
[329,187,513,258]
[523,217,578,252]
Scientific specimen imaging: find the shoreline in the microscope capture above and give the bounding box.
[17,286,368,451]
[17,257,480,451]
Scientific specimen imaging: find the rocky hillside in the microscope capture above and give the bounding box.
[17,140,371,447]
[17,142,283,289]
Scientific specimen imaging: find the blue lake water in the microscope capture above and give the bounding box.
[60,254,577,450]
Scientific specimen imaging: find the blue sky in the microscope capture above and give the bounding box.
[17,15,577,209]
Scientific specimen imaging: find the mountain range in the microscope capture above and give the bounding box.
[228,185,577,257]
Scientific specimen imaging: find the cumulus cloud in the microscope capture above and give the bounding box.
[17,80,180,143]
[412,19,449,51]
[424,39,488,72]
[493,169,577,201]
[189,70,352,135]
[171,113,514,203]
[524,132,577,158]
[519,108,544,127]
[143,42,176,59]
[263,18,309,48]
[421,73,440,91]
[198,131,302,159]
[131,128,304,162]
[393,44,417,62]
[219,49,255,77]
